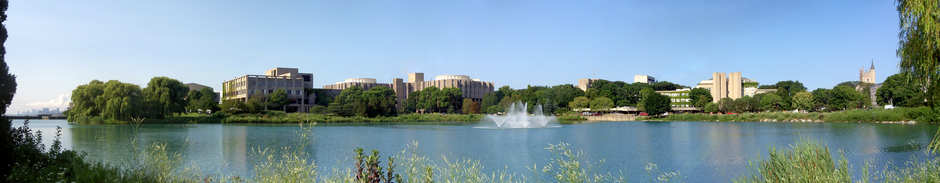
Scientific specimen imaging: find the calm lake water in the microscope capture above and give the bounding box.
[14,119,940,182]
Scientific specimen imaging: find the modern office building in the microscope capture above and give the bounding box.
[322,73,495,109]
[221,67,315,112]
[634,75,656,85]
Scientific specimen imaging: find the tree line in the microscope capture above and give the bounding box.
[66,77,219,121]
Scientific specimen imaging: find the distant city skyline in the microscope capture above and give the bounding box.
[6,1,900,114]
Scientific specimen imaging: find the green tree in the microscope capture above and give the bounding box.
[877,73,925,107]
[68,80,106,120]
[486,105,504,114]
[361,86,397,117]
[269,89,289,112]
[652,81,686,91]
[760,94,784,112]
[812,88,831,111]
[462,98,474,114]
[642,93,671,116]
[403,90,421,113]
[897,0,940,107]
[589,97,614,112]
[830,85,862,111]
[142,77,188,117]
[732,96,755,113]
[99,80,147,120]
[418,87,439,113]
[704,103,718,113]
[550,84,584,108]
[247,91,266,113]
[481,92,498,111]
[792,91,815,111]
[0,0,14,115]
[497,85,513,100]
[220,100,247,114]
[197,88,219,113]
[689,88,711,107]
[186,89,202,112]
[329,86,363,116]
[718,98,734,113]
[568,97,591,109]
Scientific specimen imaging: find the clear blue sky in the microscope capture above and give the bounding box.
[6,0,900,114]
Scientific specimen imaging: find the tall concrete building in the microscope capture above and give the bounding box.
[322,73,495,109]
[577,79,599,91]
[634,75,656,85]
[695,72,773,103]
[222,67,315,112]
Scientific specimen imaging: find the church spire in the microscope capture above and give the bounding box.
[871,59,875,70]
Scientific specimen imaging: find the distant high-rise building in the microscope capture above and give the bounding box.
[633,75,656,85]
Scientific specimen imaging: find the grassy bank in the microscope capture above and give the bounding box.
[638,107,940,123]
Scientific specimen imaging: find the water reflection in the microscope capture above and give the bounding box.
[14,120,940,182]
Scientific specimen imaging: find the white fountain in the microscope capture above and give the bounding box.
[482,101,558,129]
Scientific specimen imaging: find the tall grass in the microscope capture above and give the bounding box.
[733,138,851,183]
[654,107,940,123]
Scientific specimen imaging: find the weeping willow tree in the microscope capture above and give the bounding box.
[897,0,940,107]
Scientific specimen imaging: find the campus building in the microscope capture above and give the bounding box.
[634,75,656,85]
[577,78,600,91]
[860,60,881,106]
[695,72,774,103]
[221,67,315,112]
[322,73,495,109]
[654,88,692,108]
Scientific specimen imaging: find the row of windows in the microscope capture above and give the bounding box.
[671,104,691,108]
[670,98,690,103]
[231,79,306,88]
[239,89,304,96]
[665,93,688,97]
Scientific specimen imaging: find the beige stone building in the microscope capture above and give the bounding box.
[860,61,876,84]
[860,60,881,106]
[221,68,315,112]
[577,78,599,91]
[322,73,495,109]
[695,72,774,103]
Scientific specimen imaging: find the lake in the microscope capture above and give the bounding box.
[14,119,940,182]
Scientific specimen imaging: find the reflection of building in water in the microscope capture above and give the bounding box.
[223,126,248,175]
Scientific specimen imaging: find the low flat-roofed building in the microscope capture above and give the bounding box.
[222,67,314,112]
[322,73,495,109]
[185,83,213,91]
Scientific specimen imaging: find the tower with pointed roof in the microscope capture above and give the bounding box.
[860,60,876,84]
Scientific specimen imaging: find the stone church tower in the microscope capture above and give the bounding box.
[860,60,875,84]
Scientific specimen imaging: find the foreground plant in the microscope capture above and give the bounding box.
[734,138,851,183]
